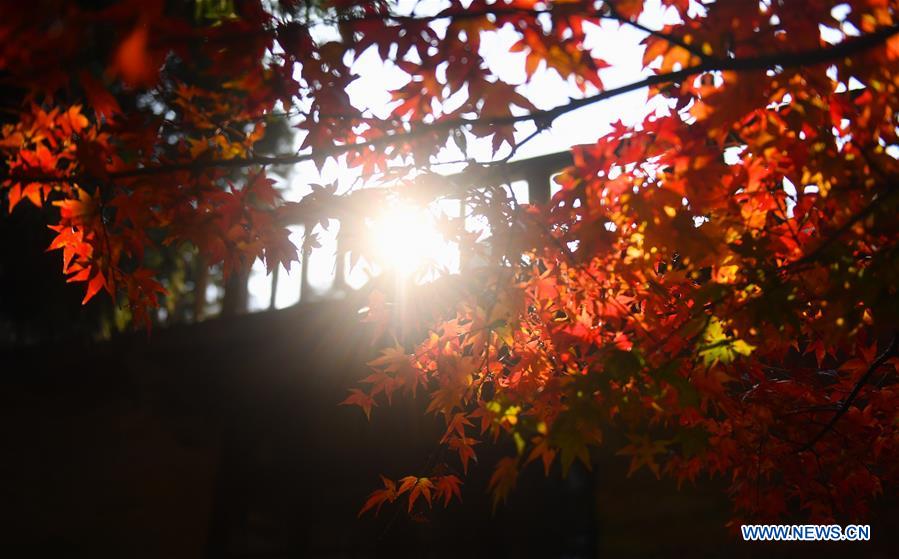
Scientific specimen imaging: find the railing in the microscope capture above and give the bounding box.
[250,150,574,311]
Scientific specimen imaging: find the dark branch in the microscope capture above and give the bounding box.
[321,2,708,58]
[602,1,707,59]
[798,335,898,453]
[4,24,898,186]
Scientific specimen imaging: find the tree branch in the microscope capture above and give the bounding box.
[320,1,707,58]
[798,335,898,453]
[603,1,707,59]
[4,24,897,186]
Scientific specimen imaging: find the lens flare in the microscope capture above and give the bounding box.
[367,201,457,279]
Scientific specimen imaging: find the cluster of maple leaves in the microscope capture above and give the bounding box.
[1,0,304,325]
[2,0,899,528]
[340,0,899,526]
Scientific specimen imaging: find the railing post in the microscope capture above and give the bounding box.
[268,265,279,310]
[458,197,470,271]
[193,253,207,321]
[333,221,346,293]
[527,168,553,206]
[300,222,311,303]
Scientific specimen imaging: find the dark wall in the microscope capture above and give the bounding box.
[1,299,897,558]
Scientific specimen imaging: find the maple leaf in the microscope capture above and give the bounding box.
[427,384,469,417]
[368,344,423,397]
[79,71,121,120]
[397,476,435,512]
[488,457,519,511]
[359,290,391,345]
[615,0,645,20]
[358,475,397,517]
[261,227,298,275]
[47,225,85,274]
[115,24,159,88]
[81,271,108,305]
[340,389,376,420]
[526,437,558,476]
[433,475,463,507]
[126,268,167,327]
[426,355,478,416]
[360,371,400,403]
[446,434,479,474]
[246,171,280,207]
[552,418,601,476]
[617,435,669,479]
[469,402,501,435]
[54,188,99,225]
[441,412,473,444]
[698,318,756,367]
[7,182,43,212]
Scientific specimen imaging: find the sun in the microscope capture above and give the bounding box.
[366,200,458,280]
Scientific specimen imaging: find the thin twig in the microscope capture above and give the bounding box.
[5,24,898,185]
[798,335,898,452]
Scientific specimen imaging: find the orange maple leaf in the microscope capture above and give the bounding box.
[433,475,463,507]
[488,457,519,511]
[358,475,397,517]
[616,434,669,479]
[340,389,376,420]
[398,476,435,512]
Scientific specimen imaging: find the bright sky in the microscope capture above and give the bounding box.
[246,0,682,310]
